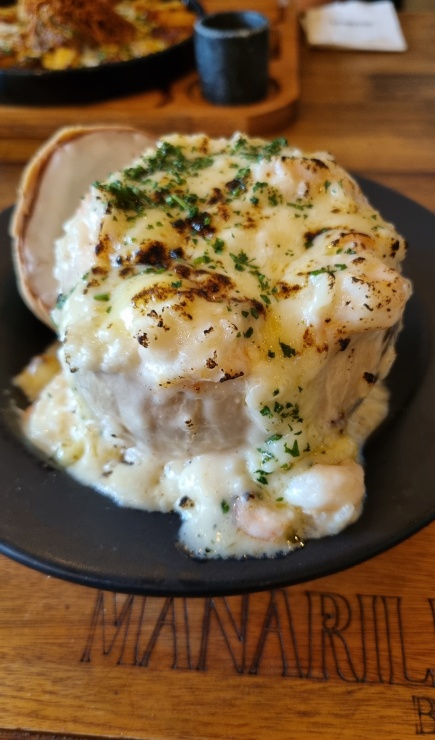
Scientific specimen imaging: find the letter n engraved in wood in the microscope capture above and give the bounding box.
[196,594,249,673]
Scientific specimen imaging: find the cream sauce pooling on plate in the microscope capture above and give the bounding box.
[17,133,412,558]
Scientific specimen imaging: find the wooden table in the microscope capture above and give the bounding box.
[0,9,434,740]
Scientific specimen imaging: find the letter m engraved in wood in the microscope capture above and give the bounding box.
[81,591,135,664]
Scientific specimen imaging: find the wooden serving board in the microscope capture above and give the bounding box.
[0,520,435,739]
[0,0,299,163]
[0,9,434,739]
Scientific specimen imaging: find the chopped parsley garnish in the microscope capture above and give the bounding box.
[279,341,297,358]
[255,470,270,485]
[55,293,68,309]
[165,192,198,217]
[230,136,288,162]
[261,137,288,158]
[285,440,300,457]
[193,251,212,265]
[309,264,347,276]
[253,181,268,193]
[94,293,111,302]
[288,200,313,212]
[260,406,273,417]
[230,250,256,272]
[129,141,214,181]
[212,237,225,253]
[221,499,230,514]
[258,449,277,464]
[268,188,282,207]
[96,181,153,213]
[266,434,283,443]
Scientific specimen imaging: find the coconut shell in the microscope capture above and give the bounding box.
[11,125,156,327]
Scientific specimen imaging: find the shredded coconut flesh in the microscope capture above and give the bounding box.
[16,133,412,558]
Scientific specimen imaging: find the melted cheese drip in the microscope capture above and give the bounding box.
[16,133,412,558]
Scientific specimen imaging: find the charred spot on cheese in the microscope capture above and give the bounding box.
[207,188,225,205]
[363,372,377,384]
[95,233,112,257]
[134,241,169,268]
[390,239,400,257]
[205,353,218,369]
[170,211,215,239]
[178,496,194,509]
[303,328,315,348]
[137,332,149,348]
[91,265,108,277]
[274,282,302,299]
[338,337,351,351]
[310,158,330,171]
[304,228,331,249]
[188,270,233,300]
[219,370,245,382]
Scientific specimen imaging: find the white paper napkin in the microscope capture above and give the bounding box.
[301,1,407,52]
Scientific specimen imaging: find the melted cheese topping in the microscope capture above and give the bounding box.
[16,133,412,558]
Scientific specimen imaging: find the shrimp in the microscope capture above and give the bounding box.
[234,461,365,543]
[233,492,301,543]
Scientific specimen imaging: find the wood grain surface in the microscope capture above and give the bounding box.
[0,7,434,739]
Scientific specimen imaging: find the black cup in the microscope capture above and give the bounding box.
[194,11,270,106]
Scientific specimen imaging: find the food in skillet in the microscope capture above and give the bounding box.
[12,127,412,558]
[0,0,195,71]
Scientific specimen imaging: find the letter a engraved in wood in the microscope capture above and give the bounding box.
[249,590,304,678]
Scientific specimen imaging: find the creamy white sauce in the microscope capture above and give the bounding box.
[15,133,412,559]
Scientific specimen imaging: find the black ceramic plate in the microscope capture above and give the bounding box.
[0,178,432,597]
[0,36,194,105]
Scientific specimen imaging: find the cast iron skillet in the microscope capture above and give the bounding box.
[0,177,432,597]
[0,2,197,105]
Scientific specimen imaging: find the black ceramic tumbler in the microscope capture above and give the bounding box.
[194,11,270,106]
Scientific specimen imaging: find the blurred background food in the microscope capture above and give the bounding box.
[0,0,195,70]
